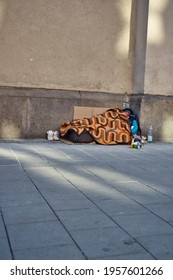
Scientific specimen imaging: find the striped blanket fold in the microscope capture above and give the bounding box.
[60,108,132,145]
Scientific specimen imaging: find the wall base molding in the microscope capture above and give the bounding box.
[0,86,173,142]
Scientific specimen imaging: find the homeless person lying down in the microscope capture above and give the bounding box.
[59,107,142,145]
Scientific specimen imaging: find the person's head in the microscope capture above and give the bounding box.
[123,110,130,118]
[122,108,134,116]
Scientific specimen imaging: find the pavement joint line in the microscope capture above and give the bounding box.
[28,143,173,232]
[17,146,155,259]
[20,164,88,260]
[49,166,157,260]
[1,210,14,260]
[82,164,173,228]
[1,141,173,259]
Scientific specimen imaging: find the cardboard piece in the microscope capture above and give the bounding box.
[73,106,109,119]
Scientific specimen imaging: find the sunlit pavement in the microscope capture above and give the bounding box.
[0,140,173,260]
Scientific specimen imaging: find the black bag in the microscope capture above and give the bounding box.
[63,129,95,143]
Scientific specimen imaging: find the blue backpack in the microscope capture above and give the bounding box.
[123,108,142,137]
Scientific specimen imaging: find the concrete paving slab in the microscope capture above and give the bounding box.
[0,141,173,260]
[25,167,78,191]
[20,161,51,168]
[143,202,173,223]
[2,204,57,225]
[132,175,173,197]
[83,163,173,202]
[0,238,12,260]
[0,215,6,239]
[105,160,146,179]
[0,159,19,166]
[56,208,118,230]
[113,213,173,237]
[41,191,88,201]
[13,244,85,260]
[9,146,44,162]
[95,252,155,260]
[70,227,150,259]
[31,148,74,164]
[0,165,25,182]
[0,166,36,193]
[48,195,94,211]
[7,221,74,251]
[83,162,137,183]
[82,188,130,202]
[0,146,15,158]
[0,191,45,208]
[0,182,37,194]
[54,149,97,161]
[0,214,12,259]
[54,164,131,201]
[94,198,150,216]
[136,234,173,260]
[54,162,96,182]
[110,181,173,204]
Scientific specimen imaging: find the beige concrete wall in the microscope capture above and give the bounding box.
[140,94,173,142]
[1,0,173,142]
[0,0,132,93]
[142,0,173,142]
[145,0,173,96]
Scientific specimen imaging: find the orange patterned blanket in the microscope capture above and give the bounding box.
[60,108,132,145]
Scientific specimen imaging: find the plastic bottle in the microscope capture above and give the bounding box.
[122,94,130,109]
[147,124,153,143]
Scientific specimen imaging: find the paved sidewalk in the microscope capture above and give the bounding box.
[0,140,173,260]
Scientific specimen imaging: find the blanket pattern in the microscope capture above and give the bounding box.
[60,108,132,144]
